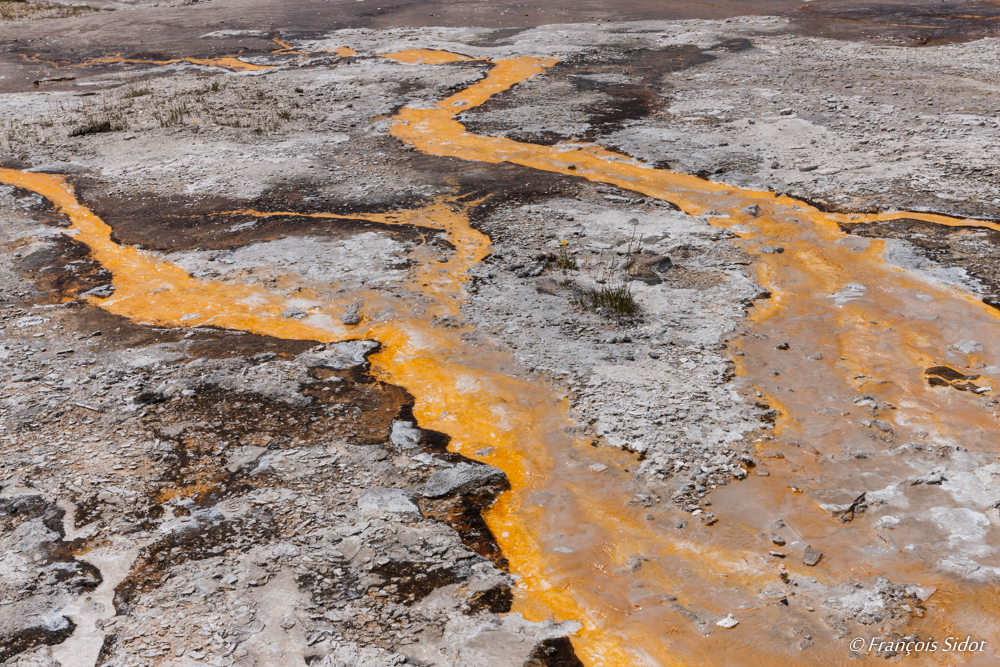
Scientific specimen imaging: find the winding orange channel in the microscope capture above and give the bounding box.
[4,44,1000,667]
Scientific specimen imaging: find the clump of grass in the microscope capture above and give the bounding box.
[556,240,578,270]
[154,99,189,127]
[213,84,288,137]
[252,113,280,135]
[575,232,642,320]
[121,74,153,99]
[76,92,128,134]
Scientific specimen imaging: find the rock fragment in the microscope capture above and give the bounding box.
[296,340,379,369]
[628,252,672,284]
[716,614,739,628]
[340,301,362,326]
[80,284,115,299]
[358,487,420,515]
[421,462,508,498]
[803,547,823,566]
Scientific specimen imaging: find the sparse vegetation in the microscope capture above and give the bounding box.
[79,92,128,134]
[121,74,153,99]
[556,240,578,270]
[1,71,295,149]
[575,232,642,319]
[154,99,190,128]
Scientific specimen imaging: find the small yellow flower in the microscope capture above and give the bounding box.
[560,240,567,246]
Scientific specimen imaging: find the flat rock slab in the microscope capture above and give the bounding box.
[296,340,379,369]
[358,487,420,515]
[421,462,508,499]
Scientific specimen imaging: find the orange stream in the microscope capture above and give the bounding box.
[5,47,1000,666]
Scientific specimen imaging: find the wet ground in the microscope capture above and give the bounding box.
[2,3,1000,667]
[5,0,1000,95]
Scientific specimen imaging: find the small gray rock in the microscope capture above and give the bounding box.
[803,547,823,566]
[629,252,672,285]
[953,339,983,354]
[281,306,307,320]
[340,302,362,326]
[296,340,379,370]
[872,419,893,433]
[740,204,760,217]
[81,284,115,299]
[421,462,508,498]
[390,420,422,449]
[770,534,786,546]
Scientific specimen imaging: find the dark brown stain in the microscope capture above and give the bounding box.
[76,184,440,254]
[95,634,118,666]
[183,332,319,361]
[792,2,1000,46]
[0,494,58,533]
[369,560,462,605]
[0,619,77,663]
[113,518,242,614]
[466,583,513,614]
[296,566,363,606]
[926,365,978,383]
[461,45,715,146]
[926,365,985,392]
[523,636,586,667]
[417,491,510,569]
[15,235,111,303]
[73,493,104,530]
